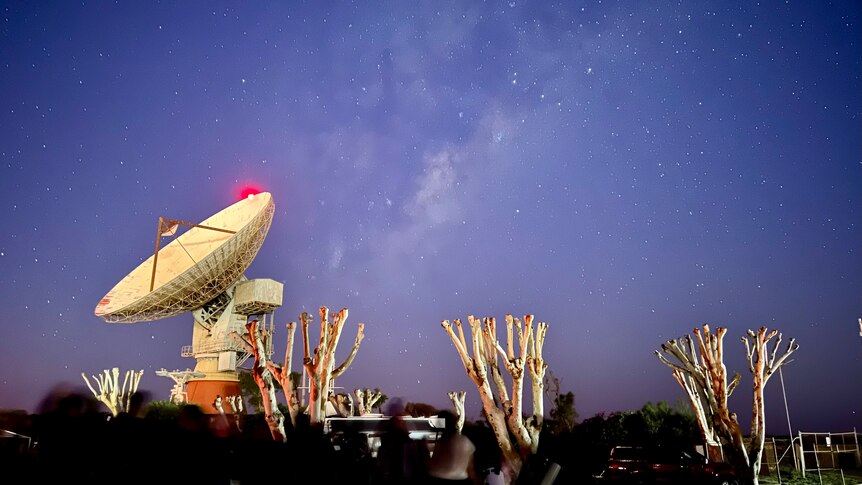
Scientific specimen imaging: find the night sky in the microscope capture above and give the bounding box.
[1,1,860,433]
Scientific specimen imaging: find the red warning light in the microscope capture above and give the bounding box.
[238,185,262,200]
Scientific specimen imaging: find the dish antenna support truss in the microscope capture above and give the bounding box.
[150,217,236,292]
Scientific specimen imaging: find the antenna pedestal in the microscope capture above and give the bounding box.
[183,278,284,412]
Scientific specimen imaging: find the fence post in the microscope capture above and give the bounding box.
[855,427,860,468]
[799,431,806,478]
[774,437,781,484]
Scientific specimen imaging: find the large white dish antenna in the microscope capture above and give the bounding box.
[95,192,275,323]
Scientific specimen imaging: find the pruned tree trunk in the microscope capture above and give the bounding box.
[655,330,730,460]
[81,367,144,416]
[266,322,301,427]
[448,391,466,433]
[227,395,243,432]
[327,392,354,417]
[213,395,243,433]
[301,307,365,424]
[742,327,798,485]
[442,314,549,482]
[354,388,383,416]
[231,320,286,442]
[213,395,231,430]
[231,306,366,438]
[524,315,548,452]
[656,325,798,485]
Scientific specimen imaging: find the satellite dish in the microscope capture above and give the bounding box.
[95,192,275,323]
[94,192,283,411]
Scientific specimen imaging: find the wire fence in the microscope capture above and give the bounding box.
[799,430,860,478]
[756,430,861,485]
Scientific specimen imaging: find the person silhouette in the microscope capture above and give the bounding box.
[372,399,430,484]
[426,410,477,484]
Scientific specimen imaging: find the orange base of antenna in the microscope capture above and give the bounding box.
[186,380,242,413]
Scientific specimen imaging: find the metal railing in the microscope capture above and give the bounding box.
[799,430,860,480]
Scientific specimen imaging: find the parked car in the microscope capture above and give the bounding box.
[593,445,738,485]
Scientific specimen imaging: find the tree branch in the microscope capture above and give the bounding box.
[332,323,365,379]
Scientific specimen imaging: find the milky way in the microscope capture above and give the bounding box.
[0,1,859,431]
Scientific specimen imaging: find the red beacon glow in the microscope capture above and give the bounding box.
[239,186,262,200]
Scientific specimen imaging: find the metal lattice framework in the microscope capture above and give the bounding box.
[95,193,275,323]
[155,368,206,403]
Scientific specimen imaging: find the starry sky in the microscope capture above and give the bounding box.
[1,1,860,432]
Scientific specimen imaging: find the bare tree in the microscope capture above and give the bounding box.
[354,388,383,416]
[226,395,243,432]
[300,307,365,424]
[655,327,728,461]
[265,322,301,426]
[231,320,286,441]
[81,367,144,416]
[742,327,798,484]
[448,391,466,433]
[441,314,548,481]
[656,325,798,485]
[327,392,354,417]
[232,306,366,437]
[213,395,232,432]
[214,395,226,414]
